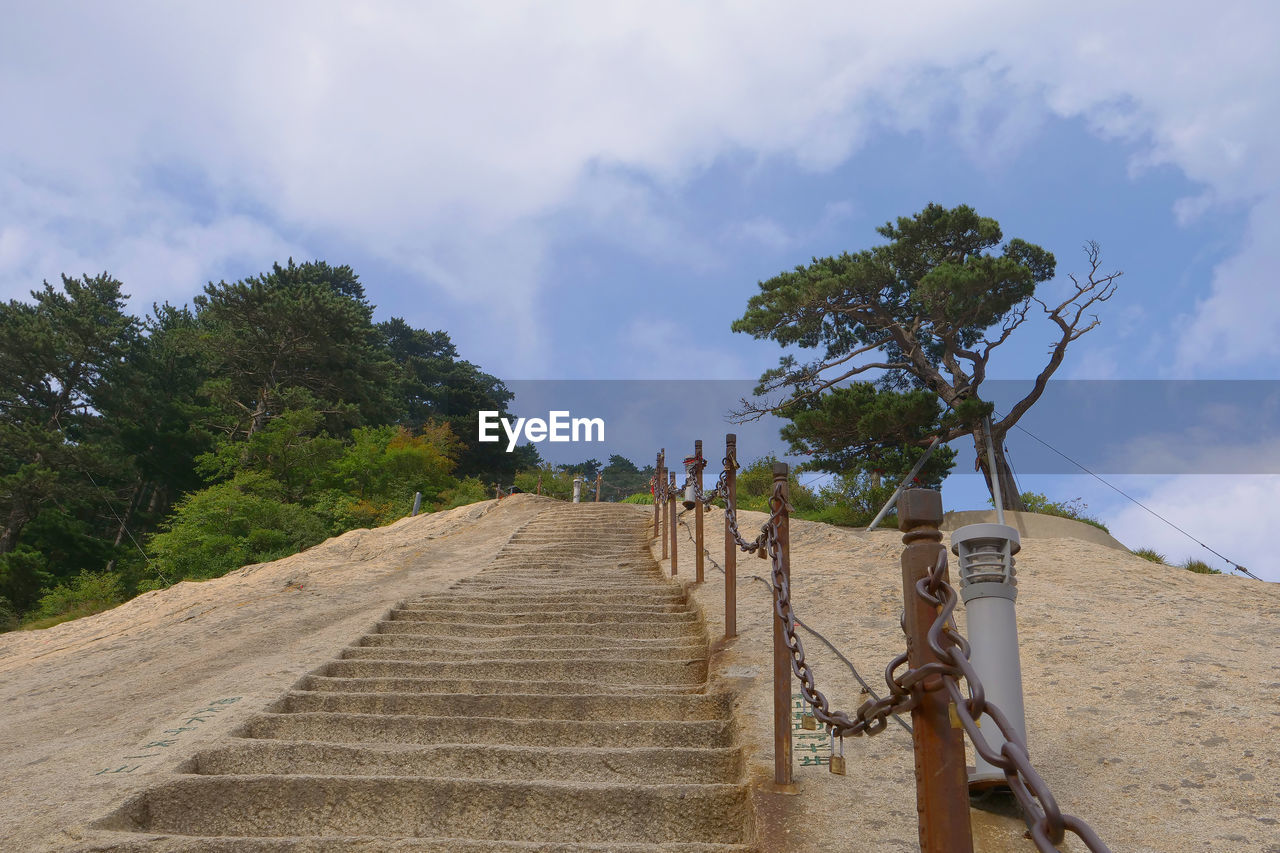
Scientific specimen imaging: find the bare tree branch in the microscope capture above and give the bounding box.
[999,242,1122,434]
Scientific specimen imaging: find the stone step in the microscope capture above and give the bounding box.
[456,578,663,588]
[343,640,701,660]
[355,634,702,652]
[385,609,698,625]
[450,585,670,595]
[244,713,733,748]
[188,740,740,783]
[97,776,751,844]
[298,675,705,696]
[320,658,708,685]
[78,836,756,852]
[372,620,701,639]
[395,601,689,614]
[278,690,729,721]
[81,504,753,852]
[405,591,687,606]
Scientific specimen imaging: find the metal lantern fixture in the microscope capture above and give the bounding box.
[682,457,698,509]
[951,522,1027,790]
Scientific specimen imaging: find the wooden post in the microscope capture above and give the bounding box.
[771,462,793,788]
[659,451,667,557]
[536,472,542,496]
[724,434,737,639]
[668,472,678,576]
[595,473,602,502]
[694,440,705,583]
[899,489,973,853]
[655,450,664,541]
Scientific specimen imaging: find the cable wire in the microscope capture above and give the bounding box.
[997,412,1262,581]
[81,469,170,586]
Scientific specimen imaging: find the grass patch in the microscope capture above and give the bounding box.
[1181,558,1221,575]
[1132,548,1169,564]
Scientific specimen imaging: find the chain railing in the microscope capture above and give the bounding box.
[650,434,1112,853]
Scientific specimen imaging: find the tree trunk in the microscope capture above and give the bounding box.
[105,477,145,573]
[247,386,271,440]
[972,423,1025,513]
[0,504,29,555]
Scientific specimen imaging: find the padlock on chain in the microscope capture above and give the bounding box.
[828,729,846,776]
[800,704,817,730]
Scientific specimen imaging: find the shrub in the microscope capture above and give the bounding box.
[0,546,54,613]
[1132,548,1168,564]
[0,597,19,632]
[513,466,580,500]
[434,476,491,510]
[1182,558,1220,575]
[148,473,328,582]
[735,456,819,513]
[621,492,653,505]
[24,570,124,629]
[1007,491,1110,533]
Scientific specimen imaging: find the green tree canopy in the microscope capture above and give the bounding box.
[733,204,1121,510]
[0,273,138,555]
[377,317,527,479]
[193,259,396,440]
[779,384,955,489]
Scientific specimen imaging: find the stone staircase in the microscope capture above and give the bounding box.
[84,503,755,851]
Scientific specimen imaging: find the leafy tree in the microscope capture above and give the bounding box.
[378,318,529,480]
[197,404,344,503]
[0,273,138,555]
[599,454,655,501]
[193,260,395,441]
[733,204,1121,511]
[97,303,214,554]
[147,472,329,582]
[778,383,955,488]
[315,423,460,529]
[562,458,602,480]
[0,547,53,614]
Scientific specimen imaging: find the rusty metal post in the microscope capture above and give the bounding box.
[694,439,704,583]
[656,450,664,542]
[772,462,793,788]
[724,434,737,639]
[899,489,973,853]
[668,472,678,576]
[595,473,602,502]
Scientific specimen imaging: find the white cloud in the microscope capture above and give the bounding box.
[620,317,745,379]
[1,2,1277,371]
[1103,475,1280,582]
[1175,197,1280,373]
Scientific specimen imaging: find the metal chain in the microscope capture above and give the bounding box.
[653,444,1110,851]
[759,473,1110,852]
[916,552,1112,852]
[672,504,913,735]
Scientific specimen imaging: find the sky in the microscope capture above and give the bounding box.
[2,2,1278,579]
